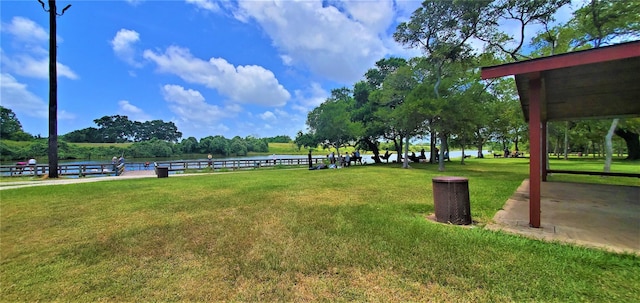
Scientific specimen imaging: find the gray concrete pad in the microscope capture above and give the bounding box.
[487,180,640,255]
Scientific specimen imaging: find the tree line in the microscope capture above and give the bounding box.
[294,0,640,171]
[63,115,183,143]
[0,106,293,161]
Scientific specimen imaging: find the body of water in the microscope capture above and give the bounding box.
[24,150,489,167]
[2,151,489,177]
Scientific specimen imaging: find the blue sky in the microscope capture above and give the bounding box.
[1,0,576,140]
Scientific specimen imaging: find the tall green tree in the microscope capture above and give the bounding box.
[483,0,570,61]
[306,88,362,157]
[375,65,419,167]
[356,58,409,163]
[395,0,495,171]
[571,0,640,48]
[570,0,640,160]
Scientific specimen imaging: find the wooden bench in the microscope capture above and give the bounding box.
[379,153,393,162]
[349,156,363,165]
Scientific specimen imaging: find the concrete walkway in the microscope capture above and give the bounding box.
[0,171,159,191]
[486,180,640,255]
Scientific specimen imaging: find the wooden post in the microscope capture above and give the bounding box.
[529,77,542,228]
[541,122,548,182]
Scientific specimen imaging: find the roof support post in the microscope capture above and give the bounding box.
[542,122,548,182]
[528,77,542,228]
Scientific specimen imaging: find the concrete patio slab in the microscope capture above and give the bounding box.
[486,179,640,255]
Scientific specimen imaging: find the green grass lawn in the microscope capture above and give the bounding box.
[1,158,638,301]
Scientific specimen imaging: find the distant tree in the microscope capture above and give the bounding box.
[94,115,133,143]
[0,106,23,138]
[294,131,317,151]
[180,137,199,153]
[266,135,292,143]
[245,136,269,152]
[134,120,182,142]
[63,127,101,143]
[230,136,248,156]
[199,135,230,156]
[129,138,173,157]
[0,106,33,141]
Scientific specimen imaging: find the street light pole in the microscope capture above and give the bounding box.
[38,0,71,178]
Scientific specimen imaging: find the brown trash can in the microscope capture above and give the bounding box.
[156,166,169,178]
[432,176,471,225]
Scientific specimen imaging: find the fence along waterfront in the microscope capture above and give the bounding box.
[0,157,326,177]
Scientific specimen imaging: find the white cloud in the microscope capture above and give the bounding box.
[292,82,328,113]
[232,0,392,83]
[1,53,78,80]
[1,17,48,43]
[144,46,290,106]
[0,73,75,120]
[125,0,144,6]
[185,0,220,12]
[237,109,306,139]
[259,111,276,121]
[341,0,395,34]
[118,100,150,121]
[0,73,47,118]
[1,17,78,80]
[161,84,239,136]
[111,29,142,67]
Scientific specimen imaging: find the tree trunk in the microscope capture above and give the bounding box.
[362,138,381,163]
[438,133,447,172]
[460,144,466,165]
[430,130,437,163]
[475,128,485,158]
[545,124,550,170]
[604,119,619,172]
[614,127,640,160]
[402,135,410,169]
[48,0,59,178]
[394,137,403,163]
[563,121,569,160]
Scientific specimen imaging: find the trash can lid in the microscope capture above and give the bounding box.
[432,176,468,183]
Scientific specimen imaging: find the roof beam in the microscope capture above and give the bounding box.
[481,41,640,79]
